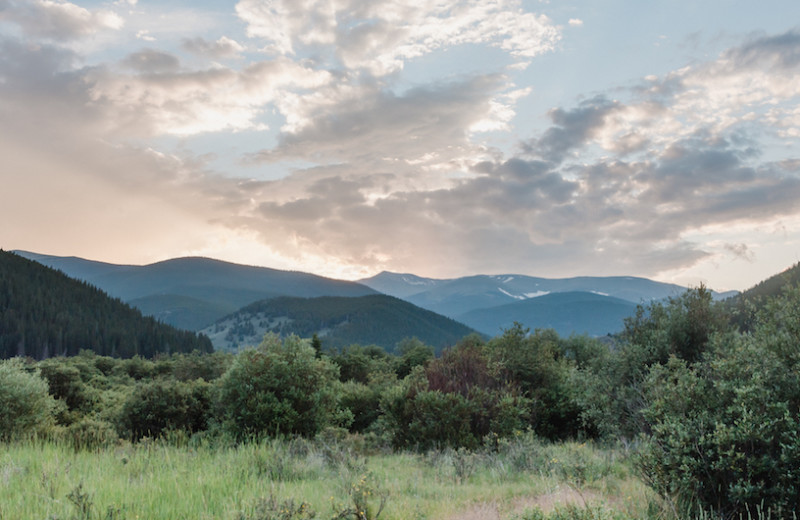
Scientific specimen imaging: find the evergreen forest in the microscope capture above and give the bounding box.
[0,250,212,358]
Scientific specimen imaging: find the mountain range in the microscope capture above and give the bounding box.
[15,251,376,331]
[357,271,738,337]
[15,250,742,347]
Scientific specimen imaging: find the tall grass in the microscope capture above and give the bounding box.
[0,434,660,520]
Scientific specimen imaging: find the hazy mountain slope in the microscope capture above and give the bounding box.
[723,262,800,332]
[13,251,133,280]
[127,294,237,332]
[0,250,212,359]
[457,291,638,337]
[407,274,684,318]
[15,251,378,330]
[358,271,450,298]
[361,271,732,319]
[201,294,476,353]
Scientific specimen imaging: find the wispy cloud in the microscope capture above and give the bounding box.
[235,0,561,74]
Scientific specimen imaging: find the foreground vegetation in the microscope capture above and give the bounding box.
[3,272,800,518]
[1,434,655,520]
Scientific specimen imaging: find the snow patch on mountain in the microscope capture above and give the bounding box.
[497,288,525,300]
[524,291,550,298]
[402,276,434,286]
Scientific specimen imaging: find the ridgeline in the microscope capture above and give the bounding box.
[0,250,212,359]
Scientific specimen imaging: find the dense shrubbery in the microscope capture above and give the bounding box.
[637,287,800,517]
[3,285,800,518]
[0,359,57,440]
[216,333,343,439]
[119,377,212,440]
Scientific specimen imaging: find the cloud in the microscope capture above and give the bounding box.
[0,0,123,41]
[723,243,756,263]
[253,74,507,166]
[84,56,332,136]
[121,49,180,73]
[2,0,799,286]
[235,0,561,75]
[182,36,245,60]
[522,96,623,163]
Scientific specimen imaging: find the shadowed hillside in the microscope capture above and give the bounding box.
[0,250,212,359]
[457,291,638,337]
[202,294,477,353]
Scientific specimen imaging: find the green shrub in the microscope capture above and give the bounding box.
[337,381,382,433]
[0,359,57,440]
[639,312,800,517]
[486,324,582,439]
[119,377,211,440]
[38,358,92,414]
[216,334,341,440]
[333,345,393,384]
[575,287,730,439]
[393,338,434,378]
[381,343,530,450]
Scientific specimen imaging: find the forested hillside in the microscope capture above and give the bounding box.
[0,250,212,359]
[202,294,477,352]
[737,262,800,300]
[16,251,378,330]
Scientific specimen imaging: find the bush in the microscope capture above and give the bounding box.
[381,363,529,450]
[37,358,91,414]
[638,288,800,517]
[216,334,341,440]
[487,325,582,439]
[0,359,57,440]
[119,377,211,440]
[337,381,382,433]
[575,287,730,439]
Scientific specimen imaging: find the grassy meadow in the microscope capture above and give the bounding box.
[1,435,658,520]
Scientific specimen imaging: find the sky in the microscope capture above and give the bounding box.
[1,0,800,291]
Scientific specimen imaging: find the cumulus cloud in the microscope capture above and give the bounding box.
[252,74,506,166]
[235,0,561,75]
[522,96,624,163]
[84,56,332,136]
[223,30,800,278]
[0,0,122,41]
